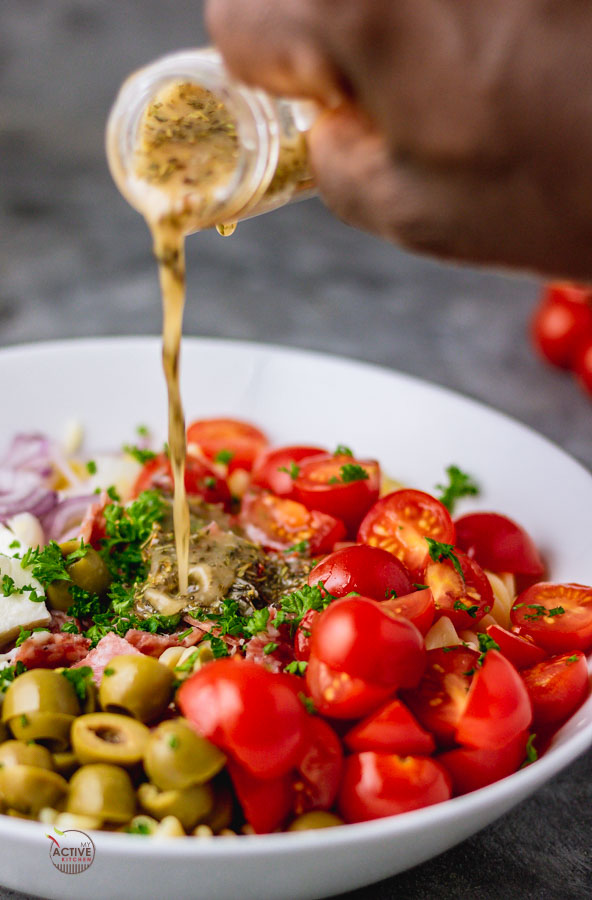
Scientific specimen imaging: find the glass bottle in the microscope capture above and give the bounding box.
[106,48,319,233]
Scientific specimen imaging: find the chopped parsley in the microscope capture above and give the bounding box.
[99,490,164,583]
[285,660,308,676]
[136,425,150,438]
[127,822,152,835]
[298,692,316,715]
[168,734,180,750]
[384,589,398,599]
[214,449,234,465]
[209,636,230,658]
[514,603,565,621]
[123,445,157,465]
[0,660,26,693]
[21,542,71,585]
[175,651,199,673]
[15,626,47,647]
[477,632,500,664]
[328,464,369,485]
[278,462,300,480]
[106,485,121,502]
[8,539,20,550]
[86,460,98,475]
[425,538,465,582]
[61,667,93,702]
[334,445,353,457]
[263,642,279,655]
[61,622,80,635]
[413,583,429,591]
[204,476,217,490]
[521,734,538,767]
[453,599,480,618]
[565,654,580,665]
[276,584,334,630]
[285,540,309,555]
[435,465,479,513]
[1,575,18,596]
[176,628,193,642]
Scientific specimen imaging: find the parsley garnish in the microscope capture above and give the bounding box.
[477,632,500,664]
[204,476,217,490]
[0,661,26,693]
[176,628,193,642]
[565,654,580,664]
[425,538,465,582]
[412,583,429,591]
[175,651,199,673]
[276,584,334,630]
[435,465,479,513]
[61,667,93,702]
[339,463,369,483]
[285,540,309,555]
[298,692,316,715]
[15,626,47,647]
[515,603,565,621]
[86,460,97,475]
[521,734,538,767]
[278,462,300,480]
[168,734,180,750]
[1,575,18,596]
[106,485,120,502]
[21,542,71,585]
[127,822,151,835]
[214,449,234,465]
[210,636,230,658]
[453,599,480,618]
[123,445,157,465]
[8,539,20,550]
[285,660,308,676]
[263,642,279,655]
[99,490,164,583]
[384,589,398,599]
[136,425,150,438]
[61,622,80,635]
[334,445,353,457]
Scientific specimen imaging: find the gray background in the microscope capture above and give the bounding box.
[1,1,591,898]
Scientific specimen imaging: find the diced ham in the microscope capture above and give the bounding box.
[15,631,91,669]
[73,633,141,684]
[244,615,295,674]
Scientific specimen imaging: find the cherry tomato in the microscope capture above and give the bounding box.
[358,489,455,577]
[293,717,343,814]
[573,333,592,397]
[240,490,346,555]
[485,623,547,669]
[307,544,412,601]
[422,550,494,630]
[531,285,592,369]
[439,730,529,795]
[381,588,436,636]
[310,597,426,689]
[186,418,268,472]
[510,582,592,653]
[133,452,231,508]
[226,759,293,834]
[521,651,589,728]
[251,445,325,497]
[339,752,451,823]
[402,646,479,748]
[294,454,380,536]
[454,512,544,578]
[294,609,318,662]
[177,658,306,779]
[305,655,393,720]
[455,651,532,749]
[344,697,435,756]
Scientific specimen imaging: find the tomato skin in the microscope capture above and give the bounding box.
[293,717,343,814]
[133,452,232,508]
[439,730,529,796]
[422,550,494,630]
[455,651,532,749]
[338,752,452,823]
[308,544,412,601]
[381,589,436,636]
[344,697,435,756]
[240,490,346,555]
[177,658,306,779]
[358,489,456,577]
[573,333,592,397]
[310,597,426,689]
[226,759,293,834]
[251,445,326,498]
[510,582,592,654]
[531,286,592,369]
[294,609,318,662]
[305,655,393,719]
[186,418,268,472]
[521,651,589,728]
[486,624,547,669]
[454,512,544,578]
[402,646,479,748]
[294,454,380,536]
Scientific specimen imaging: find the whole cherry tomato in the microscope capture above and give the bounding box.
[454,512,544,578]
[531,284,592,369]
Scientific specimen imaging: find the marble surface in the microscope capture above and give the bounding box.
[1,2,591,898]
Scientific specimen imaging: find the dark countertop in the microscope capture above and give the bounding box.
[1,2,591,898]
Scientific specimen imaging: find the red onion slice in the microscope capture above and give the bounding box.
[0,433,55,477]
[41,494,96,542]
[0,468,57,520]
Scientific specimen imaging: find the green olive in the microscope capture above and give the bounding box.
[201,782,234,834]
[143,718,225,790]
[0,740,54,770]
[99,655,173,723]
[137,781,213,831]
[52,750,80,777]
[46,541,111,611]
[2,669,80,751]
[0,764,68,815]
[72,713,150,767]
[67,764,136,823]
[287,812,344,831]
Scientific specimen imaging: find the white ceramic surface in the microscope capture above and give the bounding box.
[0,337,591,900]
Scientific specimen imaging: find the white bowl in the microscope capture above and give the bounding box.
[0,336,590,900]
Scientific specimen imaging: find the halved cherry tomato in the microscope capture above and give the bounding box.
[454,512,544,578]
[521,651,589,728]
[531,285,592,369]
[381,588,435,636]
[305,655,393,720]
[455,651,532,749]
[358,489,455,577]
[439,730,529,795]
[294,609,318,662]
[293,717,343,814]
[344,697,435,756]
[307,544,412,601]
[177,658,306,779]
[240,490,346,554]
[402,646,479,748]
[251,445,325,498]
[338,753,451,823]
[310,597,426,689]
[294,454,380,536]
[227,759,293,834]
[186,418,268,472]
[485,623,547,669]
[422,550,494,630]
[510,582,592,653]
[132,452,231,508]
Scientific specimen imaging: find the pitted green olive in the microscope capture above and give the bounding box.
[287,812,344,831]
[46,541,112,611]
[99,655,173,723]
[137,781,213,831]
[52,750,80,777]
[67,764,136,823]
[72,713,150,766]
[143,718,225,790]
[0,740,54,771]
[2,669,80,751]
[0,765,68,815]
